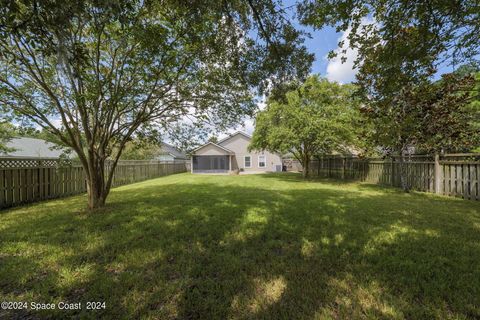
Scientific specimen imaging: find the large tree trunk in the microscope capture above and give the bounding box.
[85,155,110,210]
[302,155,310,178]
[86,180,107,210]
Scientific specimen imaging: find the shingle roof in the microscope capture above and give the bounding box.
[217,131,252,145]
[191,142,235,155]
[1,137,66,158]
[158,142,187,159]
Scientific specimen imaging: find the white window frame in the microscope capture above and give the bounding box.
[244,155,252,168]
[258,155,266,168]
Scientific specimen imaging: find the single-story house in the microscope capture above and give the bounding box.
[191,131,282,173]
[1,137,66,158]
[155,142,187,161]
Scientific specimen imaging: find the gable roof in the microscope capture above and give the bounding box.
[217,131,252,145]
[159,142,187,159]
[191,142,235,155]
[1,137,66,158]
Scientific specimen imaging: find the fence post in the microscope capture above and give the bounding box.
[434,153,441,194]
[328,157,331,178]
[317,156,323,177]
[391,157,395,186]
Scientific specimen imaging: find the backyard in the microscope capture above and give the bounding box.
[1,172,480,319]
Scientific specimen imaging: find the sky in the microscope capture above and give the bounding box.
[220,18,356,139]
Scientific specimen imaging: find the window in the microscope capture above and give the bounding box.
[258,155,266,168]
[244,156,251,168]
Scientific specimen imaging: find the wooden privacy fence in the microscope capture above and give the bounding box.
[0,157,187,209]
[308,153,480,201]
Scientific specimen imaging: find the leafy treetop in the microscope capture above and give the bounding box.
[250,75,359,177]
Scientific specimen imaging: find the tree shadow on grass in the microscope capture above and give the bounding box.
[1,175,480,319]
[261,172,384,189]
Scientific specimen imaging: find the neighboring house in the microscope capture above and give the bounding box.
[282,147,362,172]
[154,142,187,161]
[191,131,282,174]
[0,137,66,158]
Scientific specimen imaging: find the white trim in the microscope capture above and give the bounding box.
[258,155,266,168]
[244,155,252,168]
[191,142,234,155]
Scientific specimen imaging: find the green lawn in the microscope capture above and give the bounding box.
[1,173,480,319]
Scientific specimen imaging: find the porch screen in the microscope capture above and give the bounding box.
[193,156,230,171]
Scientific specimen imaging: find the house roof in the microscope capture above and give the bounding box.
[158,142,187,159]
[217,131,252,145]
[191,142,235,155]
[191,131,251,155]
[1,137,66,158]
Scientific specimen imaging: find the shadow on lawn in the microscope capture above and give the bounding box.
[1,174,480,319]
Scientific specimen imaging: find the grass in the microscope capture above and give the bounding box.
[1,173,480,319]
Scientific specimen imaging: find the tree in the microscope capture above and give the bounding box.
[419,74,480,153]
[0,0,313,209]
[298,0,480,83]
[360,73,479,191]
[299,0,480,189]
[454,66,480,152]
[119,139,160,160]
[0,121,15,154]
[208,136,219,144]
[250,75,359,178]
[470,72,480,152]
[167,123,209,154]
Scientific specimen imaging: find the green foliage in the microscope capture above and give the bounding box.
[0,121,15,153]
[208,136,219,144]
[467,71,480,152]
[420,74,480,153]
[299,0,479,84]
[299,1,480,152]
[250,75,359,177]
[120,140,160,160]
[168,123,209,154]
[1,173,480,319]
[360,73,479,155]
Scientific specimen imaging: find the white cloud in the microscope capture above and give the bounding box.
[326,18,375,84]
[325,29,358,83]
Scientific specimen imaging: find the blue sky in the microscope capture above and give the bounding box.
[300,25,352,80]
[287,1,362,84]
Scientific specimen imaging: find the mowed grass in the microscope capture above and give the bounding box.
[1,173,480,319]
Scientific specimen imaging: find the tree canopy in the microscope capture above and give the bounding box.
[0,0,313,209]
[299,0,480,85]
[250,75,359,177]
[361,73,479,154]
